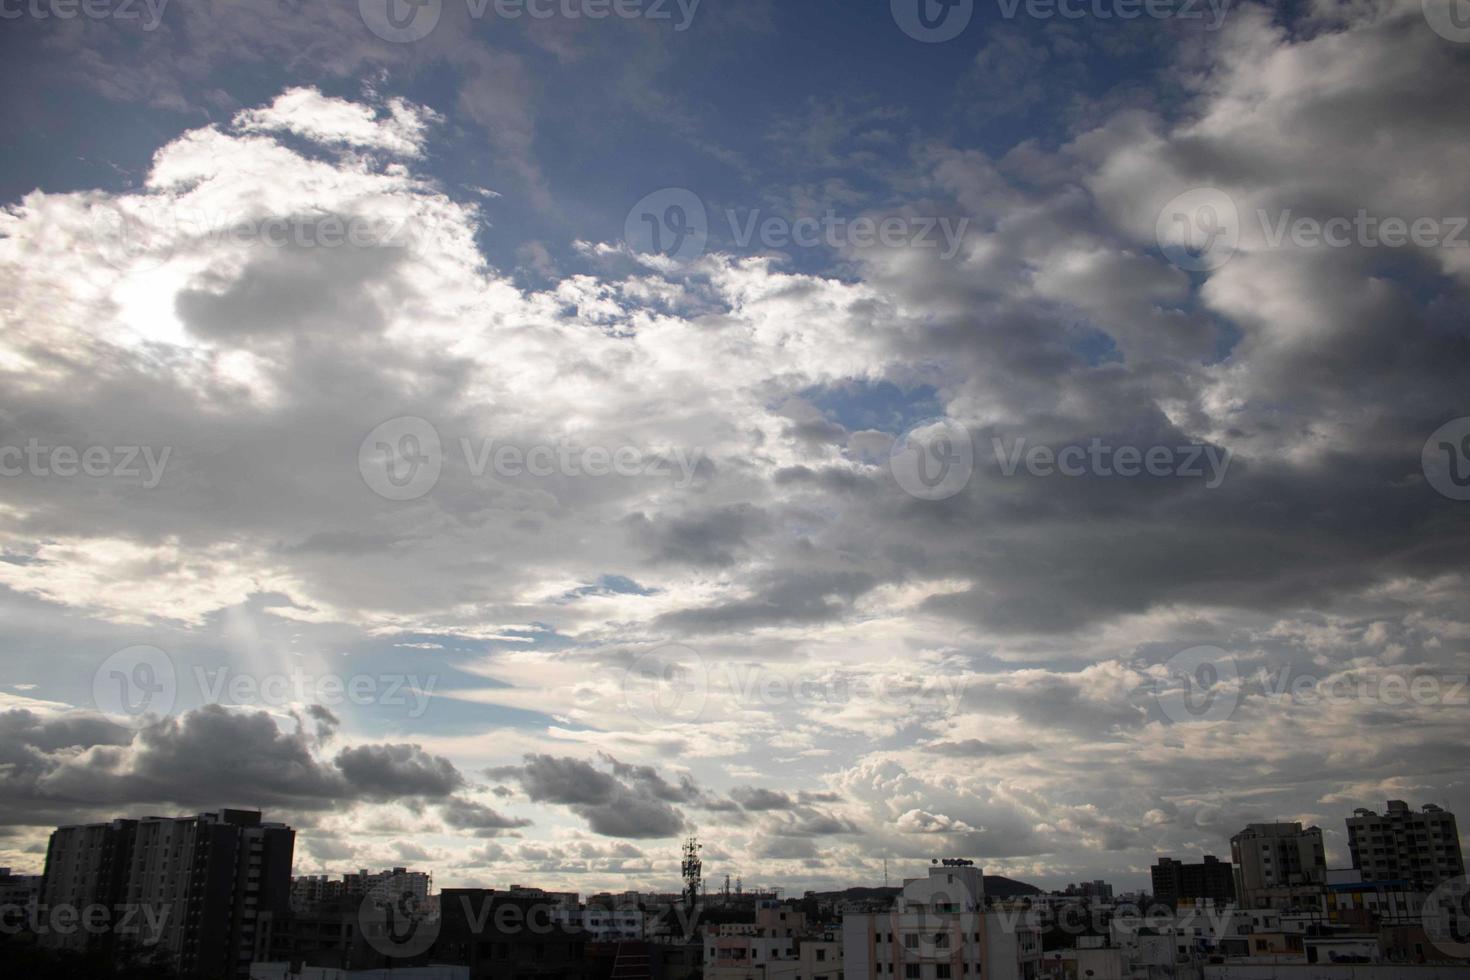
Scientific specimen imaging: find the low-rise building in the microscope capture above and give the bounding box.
[842,860,1041,979]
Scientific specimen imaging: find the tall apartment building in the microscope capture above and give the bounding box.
[842,860,1041,980]
[40,809,294,979]
[37,818,138,953]
[1230,823,1326,909]
[1347,800,1465,888]
[1151,855,1235,908]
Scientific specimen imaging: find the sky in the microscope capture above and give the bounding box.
[1,0,1468,896]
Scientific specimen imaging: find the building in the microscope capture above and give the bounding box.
[343,867,433,903]
[702,901,813,980]
[842,859,1041,979]
[437,888,595,979]
[1231,822,1327,909]
[1056,879,1114,902]
[0,866,44,915]
[291,874,344,910]
[1348,801,1465,889]
[796,929,841,980]
[39,809,294,979]
[37,817,138,953]
[1323,868,1424,929]
[553,902,645,941]
[704,932,798,979]
[1152,855,1236,909]
[250,966,469,979]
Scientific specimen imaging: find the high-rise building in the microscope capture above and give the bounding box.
[1151,855,1235,908]
[1347,800,1465,888]
[40,809,294,979]
[1230,823,1326,909]
[37,818,138,954]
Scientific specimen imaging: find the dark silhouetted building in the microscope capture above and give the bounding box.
[1152,855,1235,908]
[40,809,294,979]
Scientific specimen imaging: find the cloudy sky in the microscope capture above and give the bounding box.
[1,0,1468,895]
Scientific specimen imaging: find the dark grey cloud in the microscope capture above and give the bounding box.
[487,755,689,839]
[624,504,772,568]
[334,743,465,800]
[731,786,793,811]
[0,705,468,827]
[439,796,532,837]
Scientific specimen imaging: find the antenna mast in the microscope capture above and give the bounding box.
[681,836,703,913]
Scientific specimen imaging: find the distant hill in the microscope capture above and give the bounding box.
[983,874,1043,898]
[813,875,1042,902]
